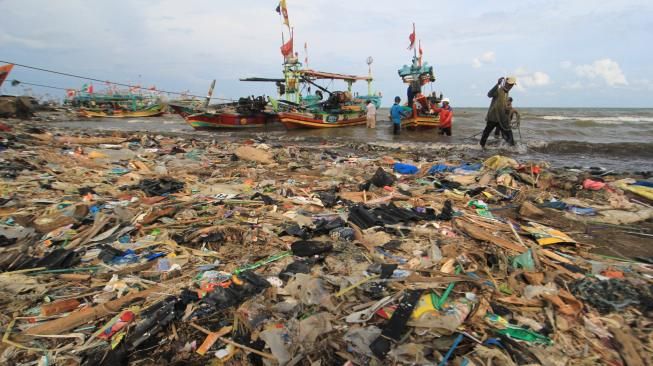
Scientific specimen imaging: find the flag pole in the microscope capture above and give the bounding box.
[413,23,417,60]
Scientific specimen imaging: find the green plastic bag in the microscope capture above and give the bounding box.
[512,249,535,271]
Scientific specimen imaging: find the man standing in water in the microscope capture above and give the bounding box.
[390,96,407,135]
[366,100,377,128]
[433,98,453,136]
[480,76,516,148]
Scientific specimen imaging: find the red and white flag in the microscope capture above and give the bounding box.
[408,23,416,50]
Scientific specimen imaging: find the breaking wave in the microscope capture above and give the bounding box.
[529,140,653,158]
[537,115,653,125]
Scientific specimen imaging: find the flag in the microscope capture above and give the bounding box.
[277,0,289,27]
[88,83,94,94]
[418,40,423,66]
[280,36,293,57]
[0,64,14,88]
[408,23,416,50]
[66,89,76,98]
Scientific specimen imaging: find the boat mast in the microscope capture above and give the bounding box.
[204,79,216,109]
[366,56,373,96]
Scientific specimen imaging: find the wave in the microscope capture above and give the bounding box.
[537,115,653,124]
[528,140,653,158]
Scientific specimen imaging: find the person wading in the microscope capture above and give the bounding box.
[480,76,517,148]
[390,96,408,135]
[433,98,453,136]
[366,100,377,128]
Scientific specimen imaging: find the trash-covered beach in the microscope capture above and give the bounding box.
[1,117,652,366]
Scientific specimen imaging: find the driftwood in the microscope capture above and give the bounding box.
[24,286,162,335]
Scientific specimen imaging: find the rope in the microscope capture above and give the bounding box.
[8,79,70,91]
[0,59,234,101]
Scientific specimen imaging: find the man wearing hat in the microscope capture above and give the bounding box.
[480,76,516,148]
[433,98,453,136]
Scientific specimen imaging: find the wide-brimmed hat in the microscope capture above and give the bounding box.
[505,76,517,85]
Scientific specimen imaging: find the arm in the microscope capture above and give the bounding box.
[487,84,499,98]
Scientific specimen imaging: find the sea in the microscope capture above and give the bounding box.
[55,108,653,172]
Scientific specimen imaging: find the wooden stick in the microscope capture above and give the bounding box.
[189,323,276,360]
[24,286,162,335]
[508,219,541,269]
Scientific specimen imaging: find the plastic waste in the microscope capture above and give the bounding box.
[512,249,535,271]
[259,327,292,364]
[290,240,333,257]
[582,178,606,190]
[370,167,396,188]
[393,162,419,175]
[485,314,552,345]
[523,283,558,299]
[344,326,382,357]
[137,177,184,196]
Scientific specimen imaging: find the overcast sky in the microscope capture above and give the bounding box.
[1,0,652,107]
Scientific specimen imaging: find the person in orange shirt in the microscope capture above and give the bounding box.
[433,98,453,136]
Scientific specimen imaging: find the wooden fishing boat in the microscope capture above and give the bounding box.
[277,111,366,129]
[398,25,445,130]
[240,2,381,129]
[183,95,272,130]
[185,112,267,130]
[78,103,167,118]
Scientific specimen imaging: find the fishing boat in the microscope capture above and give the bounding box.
[398,25,445,129]
[183,95,272,130]
[70,89,167,118]
[241,1,381,129]
[79,103,166,118]
[273,68,380,129]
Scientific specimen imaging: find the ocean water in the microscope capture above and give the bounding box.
[54,108,653,172]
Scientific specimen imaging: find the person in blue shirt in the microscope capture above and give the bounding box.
[390,96,408,135]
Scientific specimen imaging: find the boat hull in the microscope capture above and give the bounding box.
[278,111,366,129]
[79,104,167,118]
[185,112,267,130]
[401,115,441,129]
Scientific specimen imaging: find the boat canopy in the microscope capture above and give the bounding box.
[398,61,435,83]
[300,69,371,82]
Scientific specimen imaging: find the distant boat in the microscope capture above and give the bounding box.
[69,90,167,118]
[79,103,167,118]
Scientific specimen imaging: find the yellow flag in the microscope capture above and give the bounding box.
[279,0,289,26]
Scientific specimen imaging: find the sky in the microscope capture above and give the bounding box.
[1,0,652,107]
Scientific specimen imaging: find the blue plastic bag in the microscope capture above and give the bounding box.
[393,162,419,175]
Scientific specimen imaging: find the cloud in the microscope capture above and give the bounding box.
[575,59,628,86]
[562,81,584,90]
[472,51,495,68]
[0,33,58,49]
[560,60,572,69]
[513,68,551,89]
